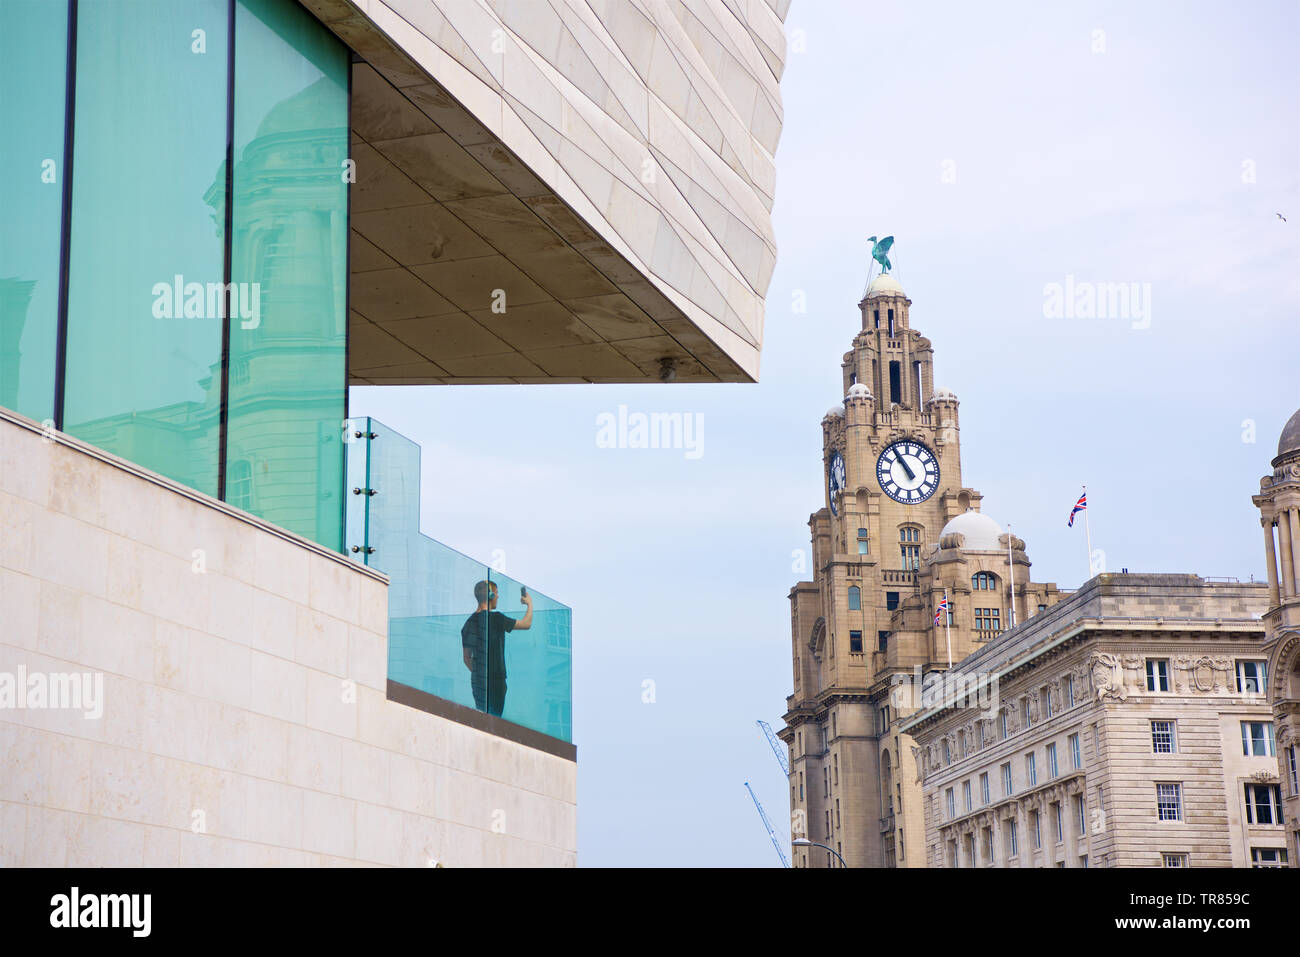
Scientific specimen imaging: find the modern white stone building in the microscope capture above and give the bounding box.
[0,0,789,866]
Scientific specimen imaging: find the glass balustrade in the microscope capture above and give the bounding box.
[345,416,572,743]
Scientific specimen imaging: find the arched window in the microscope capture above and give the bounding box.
[848,586,861,610]
[972,571,997,591]
[899,526,922,570]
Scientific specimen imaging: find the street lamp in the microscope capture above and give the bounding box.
[791,838,847,868]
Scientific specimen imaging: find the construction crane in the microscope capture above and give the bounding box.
[756,719,789,776]
[745,781,790,868]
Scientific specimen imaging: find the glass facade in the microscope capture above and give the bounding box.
[0,0,348,547]
[227,0,348,549]
[65,0,229,497]
[346,417,574,743]
[0,0,69,422]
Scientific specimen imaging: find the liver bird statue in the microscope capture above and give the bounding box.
[867,235,895,273]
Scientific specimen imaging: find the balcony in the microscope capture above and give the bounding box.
[345,417,572,744]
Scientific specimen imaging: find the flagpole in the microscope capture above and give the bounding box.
[1082,483,1093,582]
[945,592,952,669]
[1006,524,1017,628]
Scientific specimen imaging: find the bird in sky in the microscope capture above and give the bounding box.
[1278,212,1287,222]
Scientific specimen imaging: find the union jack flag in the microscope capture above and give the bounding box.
[1068,490,1087,527]
[934,595,949,624]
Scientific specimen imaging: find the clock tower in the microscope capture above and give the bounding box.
[779,263,1062,868]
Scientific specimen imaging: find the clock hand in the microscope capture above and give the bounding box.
[898,455,916,481]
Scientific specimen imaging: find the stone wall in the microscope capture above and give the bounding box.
[0,410,576,866]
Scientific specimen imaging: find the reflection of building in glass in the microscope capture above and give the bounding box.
[74,74,347,544]
[0,279,35,411]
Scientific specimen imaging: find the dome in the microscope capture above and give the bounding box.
[865,273,905,298]
[846,382,872,399]
[931,386,957,402]
[825,405,844,418]
[939,510,1004,551]
[1276,409,1300,463]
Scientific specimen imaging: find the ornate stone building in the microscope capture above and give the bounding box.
[778,270,1062,868]
[1254,409,1300,864]
[901,574,1286,867]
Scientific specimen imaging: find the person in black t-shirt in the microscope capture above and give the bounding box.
[461,580,533,716]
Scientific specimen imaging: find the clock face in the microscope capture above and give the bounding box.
[876,440,939,504]
[828,450,846,515]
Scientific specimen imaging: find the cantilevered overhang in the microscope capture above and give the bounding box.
[301,0,788,384]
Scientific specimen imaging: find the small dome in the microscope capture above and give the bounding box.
[825,405,844,418]
[865,273,905,298]
[931,386,957,402]
[939,510,1004,551]
[1277,409,1300,462]
[847,382,872,399]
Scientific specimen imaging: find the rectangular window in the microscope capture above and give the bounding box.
[1002,762,1012,796]
[1047,742,1058,779]
[1146,659,1170,692]
[1026,751,1037,787]
[65,0,232,498]
[1244,784,1283,825]
[857,527,869,555]
[888,360,901,403]
[886,591,900,611]
[1156,783,1183,822]
[1031,809,1041,849]
[1251,847,1288,867]
[980,772,990,806]
[1043,687,1053,718]
[835,799,840,828]
[833,753,838,785]
[1162,852,1188,868]
[226,0,350,549]
[1064,675,1074,709]
[963,780,972,812]
[849,630,863,653]
[0,0,69,423]
[1000,711,1008,740]
[1151,720,1176,754]
[1052,802,1063,843]
[1237,660,1268,694]
[1021,698,1031,730]
[1075,794,1085,835]
[946,788,955,819]
[878,706,890,734]
[1241,721,1276,757]
[1008,818,1018,858]
[877,631,889,653]
[1069,733,1082,769]
[942,739,951,764]
[1289,746,1298,796]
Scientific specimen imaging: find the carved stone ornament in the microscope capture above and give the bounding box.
[1090,653,1126,701]
[1249,769,1279,785]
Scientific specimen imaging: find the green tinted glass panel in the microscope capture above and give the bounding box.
[63,0,228,496]
[347,418,573,742]
[0,0,68,421]
[227,0,348,549]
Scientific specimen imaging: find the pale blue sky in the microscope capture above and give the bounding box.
[351,0,1300,867]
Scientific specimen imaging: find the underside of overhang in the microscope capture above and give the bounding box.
[311,4,763,385]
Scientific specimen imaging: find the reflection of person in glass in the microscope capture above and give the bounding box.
[461,580,532,716]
